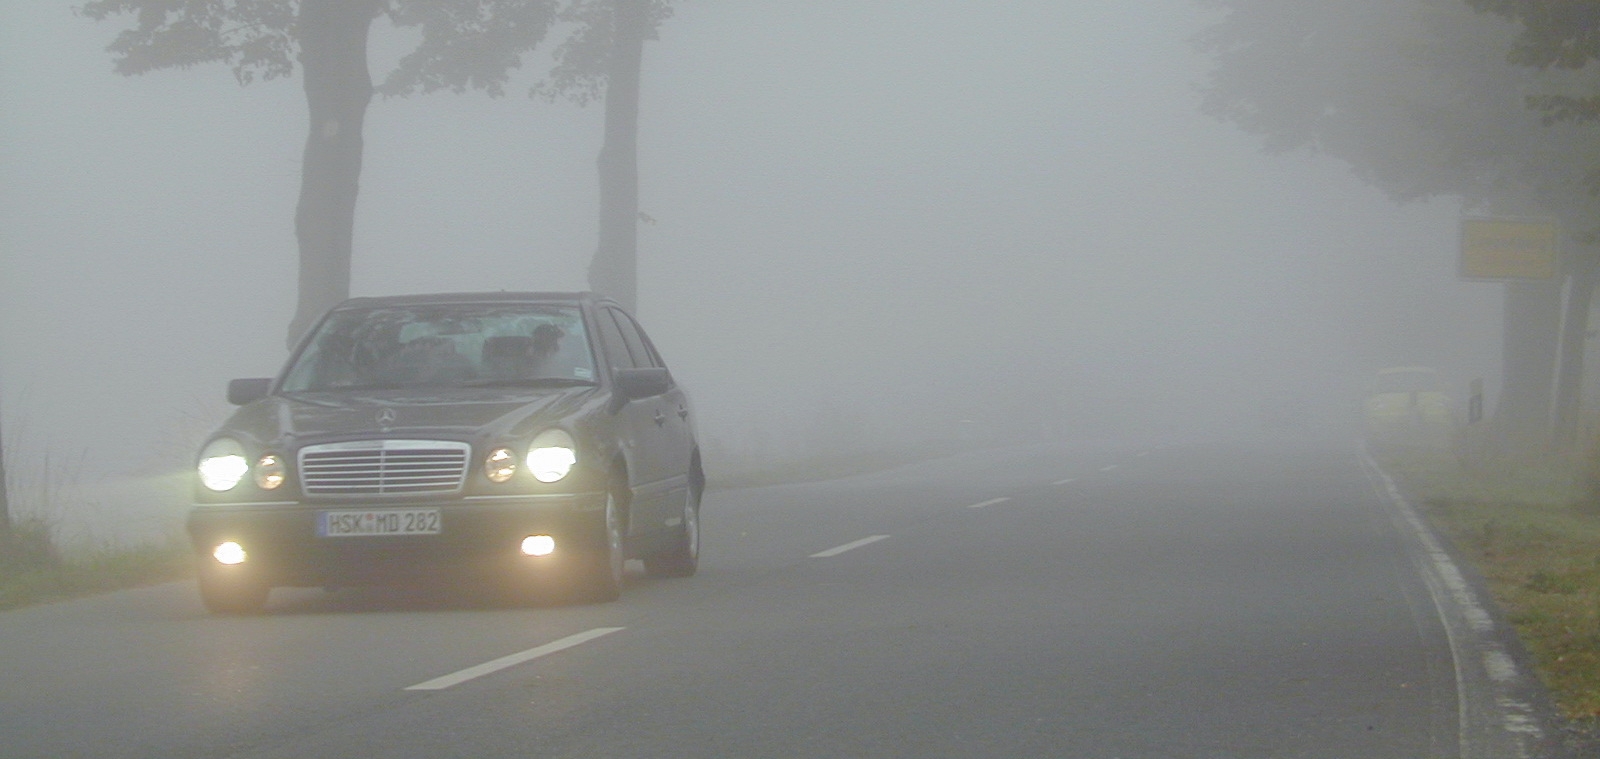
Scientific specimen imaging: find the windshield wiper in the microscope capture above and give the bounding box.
[461,377,599,388]
[308,382,408,392]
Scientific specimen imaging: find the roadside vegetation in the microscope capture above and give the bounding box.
[0,519,191,611]
[1380,437,1600,723]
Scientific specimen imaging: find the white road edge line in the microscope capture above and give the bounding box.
[811,535,890,558]
[967,497,1011,509]
[405,627,625,691]
[1052,478,1076,486]
[1359,449,1544,759]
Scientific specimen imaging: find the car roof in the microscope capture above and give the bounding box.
[332,291,615,310]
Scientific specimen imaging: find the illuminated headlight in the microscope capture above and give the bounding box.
[198,438,250,492]
[485,447,517,483]
[254,454,285,490]
[526,429,577,483]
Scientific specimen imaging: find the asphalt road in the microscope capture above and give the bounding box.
[0,436,1558,758]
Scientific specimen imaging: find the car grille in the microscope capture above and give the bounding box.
[298,440,470,496]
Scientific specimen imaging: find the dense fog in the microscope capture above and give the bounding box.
[0,1,1501,546]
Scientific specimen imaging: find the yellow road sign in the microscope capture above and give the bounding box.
[1460,217,1559,280]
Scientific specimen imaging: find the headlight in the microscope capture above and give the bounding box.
[485,447,517,483]
[526,429,577,483]
[198,438,250,492]
[254,454,285,490]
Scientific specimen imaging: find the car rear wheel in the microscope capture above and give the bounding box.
[644,482,700,578]
[197,562,270,615]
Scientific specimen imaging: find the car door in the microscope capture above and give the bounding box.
[597,307,673,530]
[613,308,694,513]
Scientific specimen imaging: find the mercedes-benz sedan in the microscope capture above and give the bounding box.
[188,292,703,613]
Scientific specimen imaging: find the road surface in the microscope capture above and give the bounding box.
[0,436,1559,757]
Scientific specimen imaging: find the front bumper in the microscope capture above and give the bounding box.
[187,491,608,587]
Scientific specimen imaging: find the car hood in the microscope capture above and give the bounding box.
[233,387,597,443]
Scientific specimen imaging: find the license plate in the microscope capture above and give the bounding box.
[318,508,442,537]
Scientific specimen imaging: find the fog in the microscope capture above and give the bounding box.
[0,1,1500,546]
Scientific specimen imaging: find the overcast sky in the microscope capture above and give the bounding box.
[0,1,1500,542]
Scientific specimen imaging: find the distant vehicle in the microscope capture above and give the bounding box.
[188,292,703,614]
[1362,366,1454,448]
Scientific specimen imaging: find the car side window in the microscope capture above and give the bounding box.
[616,310,668,369]
[607,308,659,369]
[595,307,636,371]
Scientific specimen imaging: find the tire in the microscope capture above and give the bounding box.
[644,482,700,578]
[197,562,270,615]
[573,488,625,602]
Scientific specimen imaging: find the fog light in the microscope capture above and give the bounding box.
[213,541,247,565]
[520,535,555,557]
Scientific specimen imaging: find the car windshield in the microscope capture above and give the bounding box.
[279,304,597,392]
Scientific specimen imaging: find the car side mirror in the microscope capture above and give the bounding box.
[228,378,272,406]
[613,367,671,402]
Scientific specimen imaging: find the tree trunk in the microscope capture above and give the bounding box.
[285,0,382,346]
[1555,256,1596,448]
[1495,279,1564,449]
[588,0,647,314]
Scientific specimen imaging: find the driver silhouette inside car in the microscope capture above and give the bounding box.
[482,324,566,380]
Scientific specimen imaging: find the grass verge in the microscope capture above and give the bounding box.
[1380,445,1600,723]
[0,519,193,612]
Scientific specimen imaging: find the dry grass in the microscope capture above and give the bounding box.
[0,520,192,611]
[1382,445,1600,721]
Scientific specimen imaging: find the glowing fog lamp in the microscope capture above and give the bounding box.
[485,447,517,483]
[213,541,248,566]
[198,438,250,492]
[254,454,285,490]
[520,535,556,557]
[525,429,577,483]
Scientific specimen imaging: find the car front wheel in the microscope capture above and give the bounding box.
[573,489,625,602]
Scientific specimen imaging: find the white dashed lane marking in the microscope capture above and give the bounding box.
[1099,465,1118,472]
[966,497,1011,509]
[406,627,625,691]
[1052,478,1076,486]
[811,535,891,558]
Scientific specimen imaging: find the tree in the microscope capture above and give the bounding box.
[537,0,673,313]
[1465,1,1600,444]
[1195,0,1600,444]
[83,0,560,344]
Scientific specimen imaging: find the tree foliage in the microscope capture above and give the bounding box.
[81,0,563,91]
[381,0,560,97]
[81,0,564,342]
[1195,0,1600,440]
[79,0,298,84]
[1197,0,1600,225]
[1468,0,1600,69]
[1468,1,1600,194]
[533,0,673,106]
